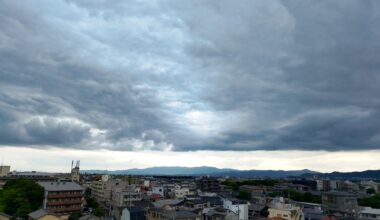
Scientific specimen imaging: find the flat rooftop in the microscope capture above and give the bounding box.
[38,181,83,191]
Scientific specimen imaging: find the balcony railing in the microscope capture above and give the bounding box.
[47,199,83,206]
[47,193,83,199]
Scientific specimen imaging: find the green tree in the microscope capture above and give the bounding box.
[237,190,251,200]
[86,197,99,209]
[94,207,105,217]
[260,206,269,217]
[359,194,380,208]
[0,178,44,218]
[269,190,321,203]
[221,179,279,192]
[366,188,376,195]
[69,211,82,220]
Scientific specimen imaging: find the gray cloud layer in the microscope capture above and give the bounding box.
[0,0,379,151]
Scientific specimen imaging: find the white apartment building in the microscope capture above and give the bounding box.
[222,198,249,220]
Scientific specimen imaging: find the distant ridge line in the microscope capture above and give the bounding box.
[81,166,319,178]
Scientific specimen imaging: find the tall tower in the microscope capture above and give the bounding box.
[71,160,80,182]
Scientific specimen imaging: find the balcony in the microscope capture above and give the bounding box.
[47,193,83,199]
[47,199,83,206]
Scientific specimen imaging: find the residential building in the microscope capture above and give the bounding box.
[336,181,359,192]
[275,183,310,192]
[267,197,303,220]
[316,180,331,191]
[321,191,358,216]
[38,181,84,214]
[0,166,10,177]
[91,180,107,203]
[294,202,323,220]
[175,187,191,199]
[197,178,221,192]
[112,190,142,207]
[222,198,249,220]
[71,160,80,182]
[0,171,56,189]
[239,185,273,196]
[121,175,141,185]
[151,186,165,197]
[91,175,129,204]
[293,180,318,191]
[361,181,380,194]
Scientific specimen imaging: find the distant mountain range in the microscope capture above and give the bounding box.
[301,170,380,180]
[81,166,318,178]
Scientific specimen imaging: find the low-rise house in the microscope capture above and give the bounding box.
[358,207,380,219]
[154,199,183,209]
[121,207,146,220]
[182,199,210,209]
[203,207,239,220]
[268,197,303,220]
[200,196,223,207]
[28,209,60,220]
[147,208,201,220]
[78,214,101,220]
[251,195,268,206]
[292,202,323,220]
[132,200,155,209]
[248,204,266,219]
[0,212,12,220]
[302,208,323,220]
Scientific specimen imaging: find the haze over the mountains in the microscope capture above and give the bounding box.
[82,166,380,179]
[82,166,318,177]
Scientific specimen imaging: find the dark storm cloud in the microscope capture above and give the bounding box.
[0,0,379,151]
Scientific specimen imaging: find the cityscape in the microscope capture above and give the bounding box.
[1,0,380,220]
[1,163,380,220]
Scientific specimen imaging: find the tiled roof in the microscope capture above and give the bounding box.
[28,209,48,219]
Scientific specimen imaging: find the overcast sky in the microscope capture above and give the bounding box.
[1,0,380,172]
